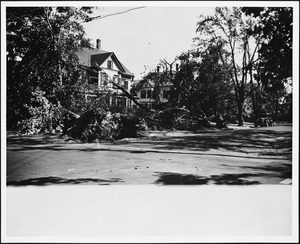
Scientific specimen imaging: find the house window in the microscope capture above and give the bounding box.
[163,90,168,99]
[141,90,147,98]
[107,60,113,69]
[87,70,98,84]
[141,89,153,98]
[89,75,98,84]
[147,89,152,99]
[124,80,129,90]
[113,76,118,84]
[101,74,109,86]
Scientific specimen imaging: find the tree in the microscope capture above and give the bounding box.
[195,7,261,126]
[7,7,94,129]
[136,45,235,128]
[241,7,293,121]
[195,44,236,121]
[166,44,236,123]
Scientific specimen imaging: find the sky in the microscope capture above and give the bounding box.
[82,6,216,79]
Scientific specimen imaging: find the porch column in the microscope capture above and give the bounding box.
[98,71,101,88]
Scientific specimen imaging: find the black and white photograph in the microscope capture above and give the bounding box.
[1,1,299,242]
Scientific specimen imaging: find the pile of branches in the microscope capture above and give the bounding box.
[145,107,211,130]
[64,110,148,142]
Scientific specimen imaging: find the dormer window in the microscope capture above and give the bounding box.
[107,60,113,69]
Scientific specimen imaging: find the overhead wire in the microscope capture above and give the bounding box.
[81,6,146,23]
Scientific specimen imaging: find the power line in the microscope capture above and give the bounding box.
[82,6,146,23]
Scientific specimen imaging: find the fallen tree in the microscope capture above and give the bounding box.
[66,109,148,142]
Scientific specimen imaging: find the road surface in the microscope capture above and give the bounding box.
[6,123,293,186]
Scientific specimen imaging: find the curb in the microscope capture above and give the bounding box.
[279,178,292,185]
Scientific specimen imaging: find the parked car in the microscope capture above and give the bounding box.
[254,114,274,127]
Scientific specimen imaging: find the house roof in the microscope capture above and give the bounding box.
[77,47,108,66]
[77,47,134,77]
[91,52,113,67]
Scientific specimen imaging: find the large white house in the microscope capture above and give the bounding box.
[77,39,134,109]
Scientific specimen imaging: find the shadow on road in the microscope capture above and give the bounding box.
[154,172,262,185]
[132,129,292,152]
[154,161,292,185]
[8,129,292,152]
[6,162,291,186]
[7,176,124,186]
[7,134,69,145]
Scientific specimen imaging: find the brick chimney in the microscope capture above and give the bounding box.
[96,39,101,49]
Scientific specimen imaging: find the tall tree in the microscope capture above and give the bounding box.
[195,7,261,126]
[7,7,93,128]
[167,45,235,122]
[195,44,236,120]
[241,7,293,120]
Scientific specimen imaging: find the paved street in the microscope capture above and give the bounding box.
[6,124,293,186]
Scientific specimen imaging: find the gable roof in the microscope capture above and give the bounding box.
[119,60,134,77]
[91,52,113,67]
[77,47,108,66]
[77,47,134,77]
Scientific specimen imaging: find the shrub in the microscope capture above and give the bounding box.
[17,88,63,135]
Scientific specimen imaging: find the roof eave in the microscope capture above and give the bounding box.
[119,70,134,76]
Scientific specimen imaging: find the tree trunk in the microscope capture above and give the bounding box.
[237,100,244,126]
[249,69,258,118]
[235,87,245,126]
[274,96,279,121]
[288,94,292,122]
[237,106,244,126]
[58,60,63,86]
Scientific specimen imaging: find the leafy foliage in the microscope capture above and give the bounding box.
[17,88,63,134]
[7,7,93,130]
[193,45,236,121]
[242,7,292,90]
[195,7,262,126]
[167,45,236,123]
[242,7,292,121]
